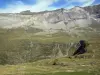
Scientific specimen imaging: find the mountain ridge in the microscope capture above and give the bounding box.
[0,4,100,36]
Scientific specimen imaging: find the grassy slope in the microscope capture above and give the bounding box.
[0,28,100,75]
[0,57,99,75]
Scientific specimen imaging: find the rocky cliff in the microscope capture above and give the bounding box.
[0,5,100,35]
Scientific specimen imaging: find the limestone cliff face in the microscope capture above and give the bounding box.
[0,5,100,34]
[84,4,100,24]
[84,4,100,15]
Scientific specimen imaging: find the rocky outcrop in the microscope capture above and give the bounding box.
[84,4,100,15]
[84,4,100,24]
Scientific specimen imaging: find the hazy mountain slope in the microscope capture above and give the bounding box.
[84,4,100,15]
[84,4,100,23]
[0,5,100,32]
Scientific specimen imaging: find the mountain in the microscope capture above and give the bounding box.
[0,4,100,65]
[0,5,100,75]
[84,4,100,15]
[0,5,100,35]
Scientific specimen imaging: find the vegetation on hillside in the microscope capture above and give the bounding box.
[0,28,100,75]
